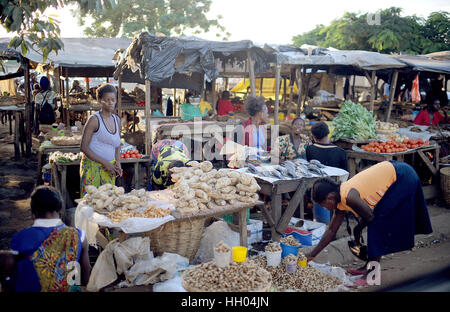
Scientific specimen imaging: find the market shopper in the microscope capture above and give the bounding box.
[306,121,348,171]
[35,76,57,125]
[80,83,122,197]
[306,161,433,284]
[275,117,311,161]
[151,140,191,190]
[9,186,91,292]
[413,97,448,126]
[217,90,235,116]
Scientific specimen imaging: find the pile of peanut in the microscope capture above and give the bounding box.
[249,255,343,292]
[171,161,260,215]
[265,242,282,253]
[108,205,171,224]
[182,261,272,292]
[280,235,301,247]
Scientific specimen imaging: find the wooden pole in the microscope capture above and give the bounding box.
[352,75,356,101]
[145,80,152,156]
[211,79,217,115]
[297,66,303,116]
[173,88,177,116]
[370,70,376,112]
[117,72,122,130]
[259,78,263,97]
[24,60,31,158]
[247,50,256,97]
[385,70,399,122]
[65,68,69,126]
[302,69,313,110]
[283,77,287,106]
[274,65,281,125]
[287,73,295,117]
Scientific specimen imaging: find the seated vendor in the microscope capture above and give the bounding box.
[306,122,348,171]
[414,97,448,126]
[151,140,192,190]
[217,91,235,116]
[275,117,311,161]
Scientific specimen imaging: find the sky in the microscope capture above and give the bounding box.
[1,0,449,45]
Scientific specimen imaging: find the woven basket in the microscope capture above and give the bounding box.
[144,218,206,262]
[440,167,450,207]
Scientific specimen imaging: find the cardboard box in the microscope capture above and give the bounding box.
[284,218,326,246]
[247,219,263,245]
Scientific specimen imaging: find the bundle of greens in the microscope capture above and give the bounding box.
[331,101,377,141]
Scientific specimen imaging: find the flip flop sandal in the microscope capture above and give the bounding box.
[347,269,366,276]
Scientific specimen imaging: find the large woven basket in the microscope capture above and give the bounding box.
[440,167,450,207]
[144,218,206,262]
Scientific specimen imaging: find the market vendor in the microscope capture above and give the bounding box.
[217,90,235,116]
[233,96,269,163]
[80,83,122,197]
[275,117,311,162]
[151,139,192,190]
[413,97,448,126]
[306,161,432,285]
[9,186,91,292]
[70,80,84,94]
[306,121,348,171]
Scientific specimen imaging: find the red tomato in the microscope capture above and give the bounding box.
[124,154,130,159]
[136,153,142,158]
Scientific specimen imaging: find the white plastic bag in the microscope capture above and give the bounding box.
[153,276,187,292]
[86,240,120,292]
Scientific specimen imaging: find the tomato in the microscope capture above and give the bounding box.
[124,154,130,158]
[136,153,142,158]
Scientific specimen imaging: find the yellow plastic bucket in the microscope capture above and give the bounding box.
[297,259,307,268]
[232,246,248,263]
[278,113,285,121]
[269,119,275,124]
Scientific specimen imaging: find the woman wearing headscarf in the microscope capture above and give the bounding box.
[35,76,57,125]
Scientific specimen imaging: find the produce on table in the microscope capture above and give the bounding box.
[331,101,377,141]
[376,121,399,132]
[170,161,260,215]
[361,138,429,154]
[50,135,82,146]
[250,254,342,292]
[79,184,170,221]
[181,260,272,292]
[377,133,409,142]
[49,152,82,163]
[120,149,143,159]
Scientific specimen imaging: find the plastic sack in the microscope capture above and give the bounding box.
[308,261,358,291]
[86,240,120,292]
[153,276,187,292]
[193,221,240,264]
[114,237,152,275]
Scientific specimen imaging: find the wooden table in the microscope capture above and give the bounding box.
[51,157,151,214]
[346,144,441,199]
[238,166,349,242]
[0,105,25,159]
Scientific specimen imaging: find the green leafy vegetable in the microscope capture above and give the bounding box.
[331,101,377,141]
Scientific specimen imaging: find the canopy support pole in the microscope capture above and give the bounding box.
[211,79,217,115]
[302,68,314,110]
[283,77,287,106]
[24,60,31,158]
[173,88,177,116]
[274,64,281,125]
[247,50,256,97]
[117,72,122,132]
[385,70,399,122]
[259,78,263,97]
[65,68,70,126]
[365,70,376,112]
[297,66,304,116]
[286,72,295,117]
[145,80,152,156]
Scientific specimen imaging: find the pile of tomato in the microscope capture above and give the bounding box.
[361,138,429,154]
[136,100,145,107]
[120,149,143,159]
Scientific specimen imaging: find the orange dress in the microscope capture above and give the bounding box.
[337,161,397,217]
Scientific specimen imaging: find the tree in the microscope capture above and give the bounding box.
[292,7,450,55]
[75,0,230,40]
[0,0,116,61]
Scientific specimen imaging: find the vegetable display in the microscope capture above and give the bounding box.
[361,139,429,154]
[120,149,143,159]
[49,152,82,163]
[331,101,377,141]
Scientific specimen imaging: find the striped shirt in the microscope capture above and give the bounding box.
[337,161,397,217]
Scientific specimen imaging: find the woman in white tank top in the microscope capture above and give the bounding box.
[80,84,122,197]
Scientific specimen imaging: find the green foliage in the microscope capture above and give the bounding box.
[76,0,229,40]
[331,101,377,141]
[292,7,450,54]
[0,0,117,62]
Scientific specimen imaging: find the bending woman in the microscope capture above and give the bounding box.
[306,161,432,280]
[80,83,122,196]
